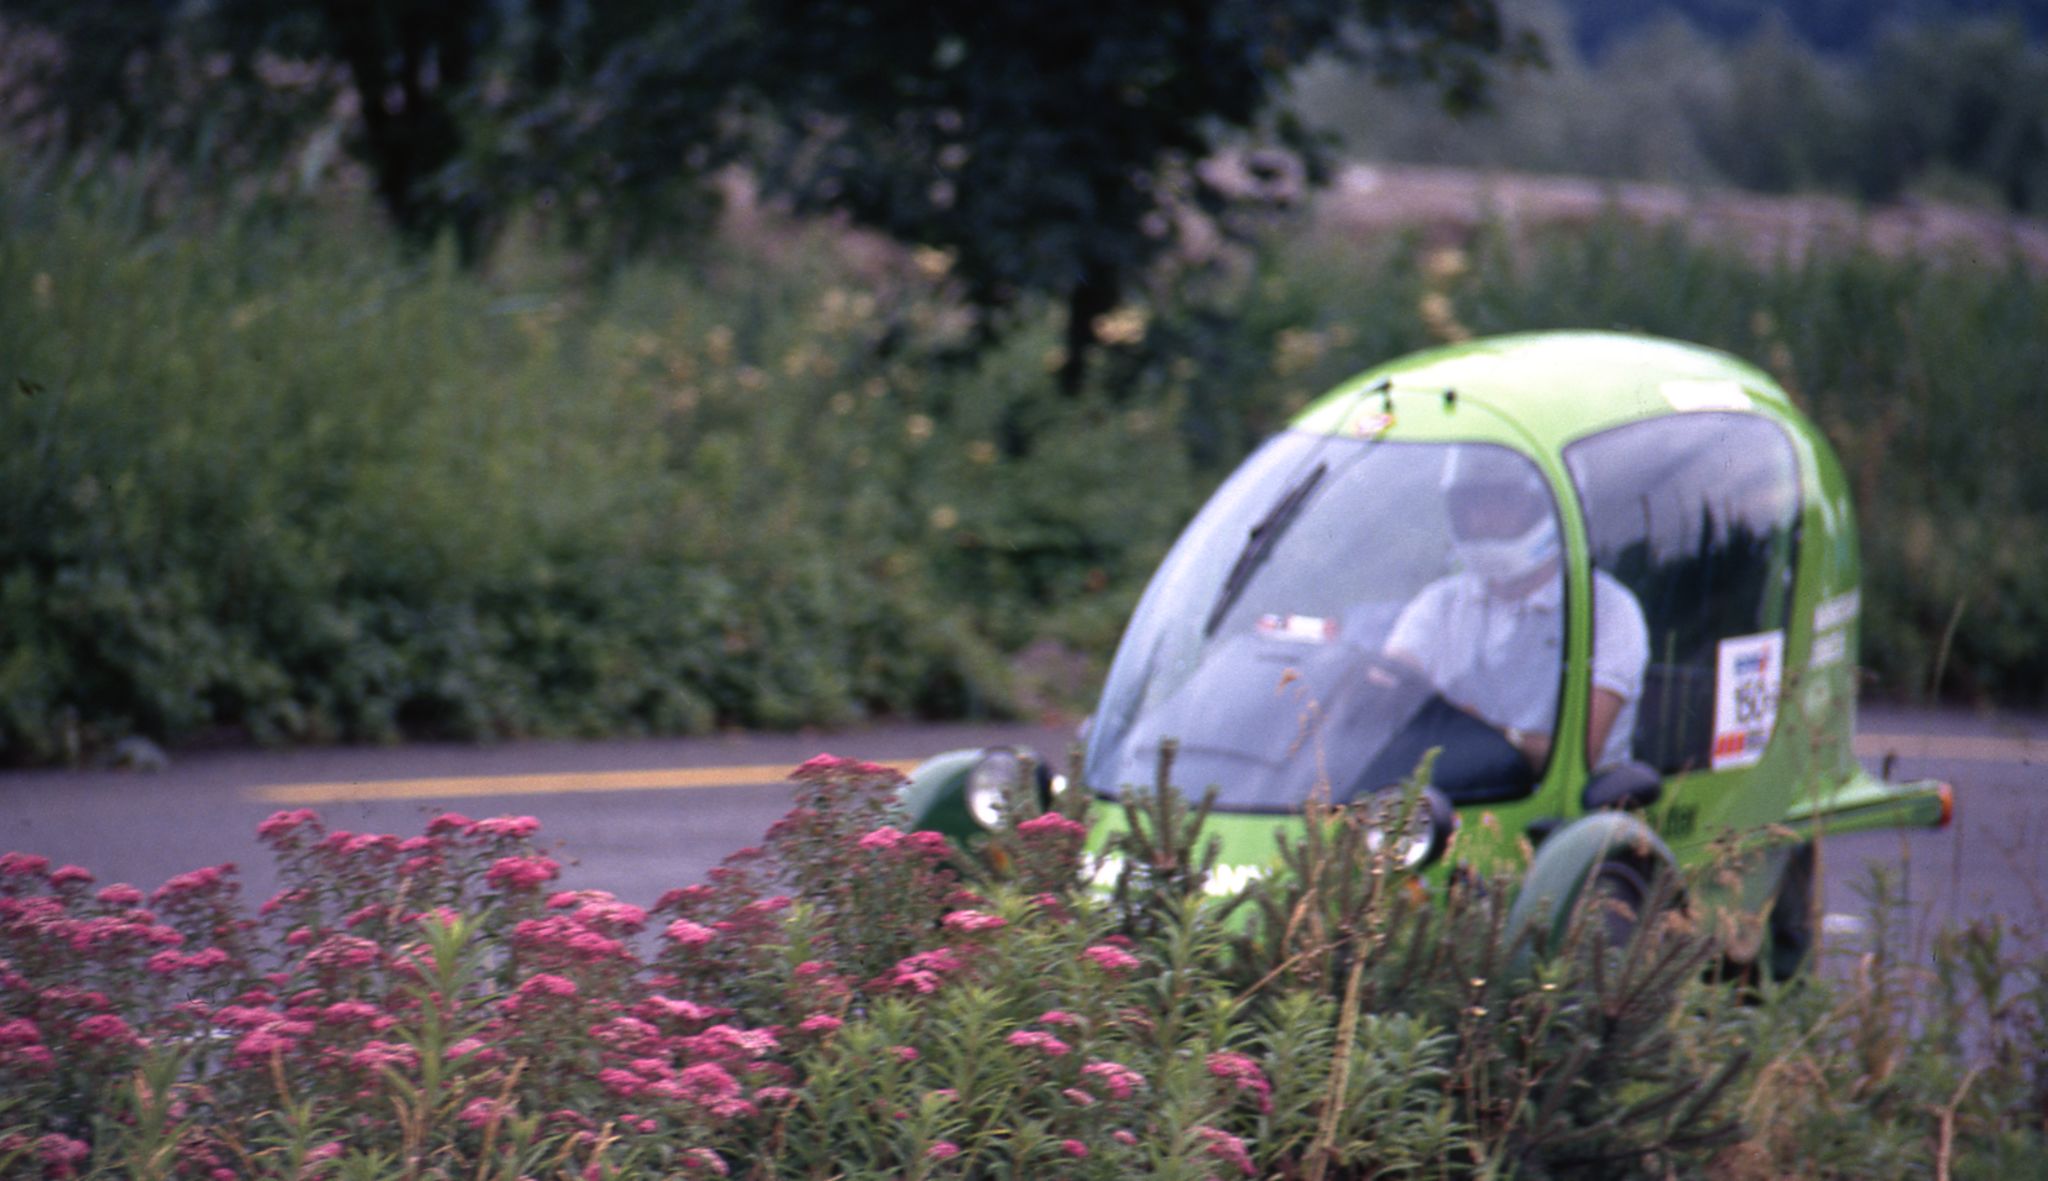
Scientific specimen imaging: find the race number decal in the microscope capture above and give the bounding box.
[1712,630,1784,770]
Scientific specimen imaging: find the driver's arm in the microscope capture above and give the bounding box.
[1510,687,1624,771]
[1585,687,1628,768]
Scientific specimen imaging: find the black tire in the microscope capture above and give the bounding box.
[1581,858,1651,950]
[1764,842,1818,981]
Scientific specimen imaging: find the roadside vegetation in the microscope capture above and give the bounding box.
[4,758,2044,1178]
[5,165,2047,762]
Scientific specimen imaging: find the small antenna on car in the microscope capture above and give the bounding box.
[1372,377,1392,412]
[1443,387,1457,409]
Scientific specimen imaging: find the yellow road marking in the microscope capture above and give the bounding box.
[1854,732,2043,764]
[246,731,2039,806]
[251,760,923,805]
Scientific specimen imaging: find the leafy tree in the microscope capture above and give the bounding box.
[1861,17,2048,212]
[4,0,1525,358]
[752,0,1529,393]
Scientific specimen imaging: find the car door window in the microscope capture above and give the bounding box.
[1565,413,1802,775]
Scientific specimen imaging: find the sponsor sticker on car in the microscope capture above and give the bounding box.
[1712,630,1784,770]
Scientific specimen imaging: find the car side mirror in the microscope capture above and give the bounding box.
[1582,761,1663,812]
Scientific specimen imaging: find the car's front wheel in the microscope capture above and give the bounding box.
[1580,858,1652,950]
[1764,841,1819,981]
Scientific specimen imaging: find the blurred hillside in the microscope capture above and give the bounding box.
[1302,0,2048,218]
[1556,0,2047,59]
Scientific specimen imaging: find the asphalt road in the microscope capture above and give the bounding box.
[4,707,2044,954]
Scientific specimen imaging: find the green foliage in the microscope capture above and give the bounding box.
[4,759,2048,1176]
[752,0,1525,390]
[5,152,2048,761]
[0,175,1187,762]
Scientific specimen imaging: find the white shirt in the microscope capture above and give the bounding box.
[1385,567,1648,769]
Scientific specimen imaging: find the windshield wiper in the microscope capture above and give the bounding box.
[1203,462,1327,636]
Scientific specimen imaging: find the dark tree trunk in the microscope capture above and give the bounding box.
[320,0,484,258]
[1058,263,1122,397]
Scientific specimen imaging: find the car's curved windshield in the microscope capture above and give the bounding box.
[1083,431,1566,813]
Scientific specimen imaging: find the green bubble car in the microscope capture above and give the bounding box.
[902,330,1952,978]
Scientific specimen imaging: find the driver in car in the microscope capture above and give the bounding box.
[1384,448,1648,772]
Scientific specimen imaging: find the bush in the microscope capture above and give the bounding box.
[14,757,2039,1178]
[0,176,1190,762]
[6,162,2047,762]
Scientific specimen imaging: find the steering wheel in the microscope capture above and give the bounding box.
[1343,663,1536,804]
[1352,652,1437,705]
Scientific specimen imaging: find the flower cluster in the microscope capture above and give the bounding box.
[0,754,1328,1180]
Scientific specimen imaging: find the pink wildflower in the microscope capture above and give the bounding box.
[0,852,49,877]
[349,1041,420,1072]
[213,1005,280,1029]
[924,1142,960,1161]
[7,1045,53,1071]
[1017,813,1088,838]
[590,1016,661,1052]
[1196,1126,1256,1176]
[1060,1139,1089,1159]
[1005,1029,1072,1056]
[153,864,231,901]
[37,1134,89,1178]
[794,753,855,776]
[73,1013,138,1047]
[319,1001,386,1027]
[882,947,963,994]
[472,815,541,839]
[680,1147,730,1176]
[458,1097,513,1129]
[0,1018,41,1047]
[856,825,905,851]
[154,946,230,973]
[1112,1129,1139,1146]
[645,994,722,1022]
[1062,1087,1096,1106]
[1039,1009,1081,1026]
[232,1027,298,1063]
[940,909,1007,933]
[677,1061,741,1107]
[599,1067,645,1097]
[485,855,559,891]
[797,1013,844,1035]
[95,884,143,907]
[906,831,951,854]
[890,1045,920,1063]
[304,1142,343,1163]
[1081,1060,1145,1100]
[302,934,380,970]
[1082,943,1140,973]
[1207,1050,1274,1112]
[257,809,319,840]
[426,811,474,835]
[517,973,579,1000]
[664,919,716,947]
[49,865,93,886]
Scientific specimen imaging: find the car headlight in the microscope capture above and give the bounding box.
[1355,784,1455,870]
[965,748,1028,829]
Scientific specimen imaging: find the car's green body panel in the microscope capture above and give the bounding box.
[901,331,1950,959]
